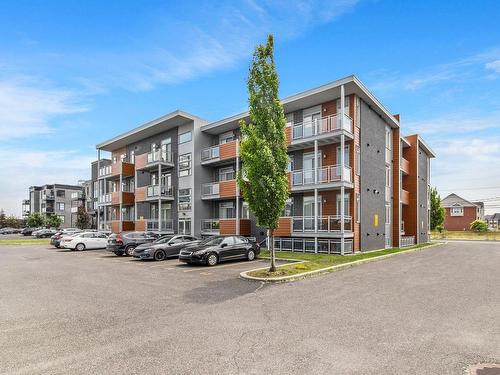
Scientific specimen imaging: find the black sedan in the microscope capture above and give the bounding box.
[179,235,260,266]
[133,235,199,261]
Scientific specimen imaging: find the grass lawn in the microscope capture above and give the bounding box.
[0,238,50,245]
[431,230,500,241]
[251,243,432,278]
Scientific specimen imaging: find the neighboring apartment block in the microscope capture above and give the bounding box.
[95,75,435,254]
[24,184,84,228]
[442,193,484,231]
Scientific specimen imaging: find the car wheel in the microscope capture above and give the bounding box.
[247,249,256,261]
[154,250,166,261]
[114,251,124,256]
[75,243,85,251]
[206,253,218,266]
[125,246,136,256]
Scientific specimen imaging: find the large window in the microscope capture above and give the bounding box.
[219,201,235,219]
[56,190,65,198]
[451,206,463,216]
[179,153,192,176]
[179,131,192,144]
[219,131,234,144]
[57,202,65,211]
[178,189,191,211]
[218,167,235,181]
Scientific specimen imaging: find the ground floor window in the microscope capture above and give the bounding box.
[178,219,191,235]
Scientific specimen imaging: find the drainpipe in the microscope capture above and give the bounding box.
[119,171,123,233]
[340,85,345,255]
[236,140,240,236]
[97,149,100,231]
[158,163,162,235]
[314,139,318,253]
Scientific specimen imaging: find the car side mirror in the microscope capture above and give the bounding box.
[220,243,227,248]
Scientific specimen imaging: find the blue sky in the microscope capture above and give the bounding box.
[1,0,500,215]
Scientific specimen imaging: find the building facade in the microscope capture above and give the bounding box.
[95,76,435,253]
[442,193,484,231]
[24,184,84,228]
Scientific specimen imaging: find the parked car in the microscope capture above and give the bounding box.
[34,229,57,238]
[133,235,199,261]
[0,227,17,235]
[106,231,160,256]
[22,227,41,236]
[179,235,260,266]
[62,232,109,251]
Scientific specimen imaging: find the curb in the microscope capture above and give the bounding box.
[240,242,444,282]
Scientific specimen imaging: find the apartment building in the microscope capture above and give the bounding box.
[24,184,84,228]
[442,193,484,231]
[95,75,435,254]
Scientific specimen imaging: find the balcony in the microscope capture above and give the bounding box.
[201,180,237,200]
[22,199,30,205]
[135,185,174,202]
[201,140,238,165]
[71,191,85,200]
[275,216,353,237]
[401,189,410,205]
[103,161,134,180]
[111,220,135,233]
[289,113,353,150]
[273,237,353,255]
[290,165,352,191]
[98,165,112,178]
[98,193,112,205]
[135,219,174,233]
[401,157,410,175]
[201,218,251,236]
[108,191,135,205]
[43,192,55,200]
[135,150,174,171]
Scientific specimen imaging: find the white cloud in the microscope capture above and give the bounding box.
[486,59,500,73]
[0,149,93,216]
[0,76,89,140]
[404,112,500,135]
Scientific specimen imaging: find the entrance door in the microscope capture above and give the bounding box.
[303,196,321,231]
[179,219,191,235]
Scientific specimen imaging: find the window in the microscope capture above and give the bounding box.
[58,215,65,223]
[356,193,360,223]
[57,202,65,211]
[219,167,235,181]
[178,218,191,235]
[285,113,293,127]
[355,146,361,176]
[178,189,192,211]
[179,153,192,176]
[242,202,250,219]
[283,198,293,217]
[336,194,350,216]
[221,237,235,246]
[219,201,235,219]
[219,131,234,144]
[287,155,294,172]
[451,206,464,216]
[336,96,350,114]
[179,131,192,144]
[56,190,65,198]
[130,150,135,164]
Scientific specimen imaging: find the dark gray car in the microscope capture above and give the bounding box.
[133,235,199,261]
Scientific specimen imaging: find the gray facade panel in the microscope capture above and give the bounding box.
[418,145,429,243]
[359,100,387,251]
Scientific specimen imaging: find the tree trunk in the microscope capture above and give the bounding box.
[269,228,276,272]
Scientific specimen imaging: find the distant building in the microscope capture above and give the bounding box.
[485,213,500,230]
[24,184,84,228]
[441,193,484,231]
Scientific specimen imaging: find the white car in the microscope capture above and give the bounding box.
[62,232,109,251]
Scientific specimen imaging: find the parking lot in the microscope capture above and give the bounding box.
[1,241,499,374]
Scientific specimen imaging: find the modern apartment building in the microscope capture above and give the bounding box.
[24,184,84,228]
[95,75,435,254]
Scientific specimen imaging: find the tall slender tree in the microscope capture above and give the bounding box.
[238,34,289,272]
[75,206,91,229]
[430,187,445,231]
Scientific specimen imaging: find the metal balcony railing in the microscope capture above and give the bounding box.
[147,150,173,164]
[201,182,220,197]
[99,194,112,204]
[291,113,353,141]
[146,219,173,232]
[401,236,415,248]
[201,145,220,161]
[291,165,352,186]
[201,219,220,233]
[291,216,353,232]
[146,185,174,199]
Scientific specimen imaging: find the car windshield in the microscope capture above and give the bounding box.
[199,236,224,246]
[154,236,173,244]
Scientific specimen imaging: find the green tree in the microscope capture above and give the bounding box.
[75,206,91,229]
[238,34,289,272]
[45,214,63,229]
[4,215,21,228]
[430,187,445,231]
[470,219,488,232]
[26,212,45,228]
[0,209,6,228]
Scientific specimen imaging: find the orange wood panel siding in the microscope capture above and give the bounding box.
[401,157,410,175]
[111,221,120,233]
[122,162,135,177]
[111,191,120,205]
[402,135,418,238]
[219,180,237,198]
[274,217,292,236]
[321,99,337,116]
[122,192,135,205]
[401,189,410,205]
[285,127,292,145]
[392,127,401,247]
[220,140,237,161]
[134,153,148,170]
[135,187,147,202]
[219,219,251,236]
[135,220,146,231]
[122,221,135,231]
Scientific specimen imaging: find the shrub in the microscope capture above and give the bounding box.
[470,220,488,232]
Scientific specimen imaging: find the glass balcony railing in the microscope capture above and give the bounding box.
[291,113,353,141]
[291,165,352,186]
